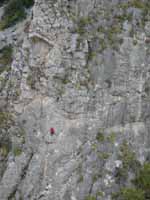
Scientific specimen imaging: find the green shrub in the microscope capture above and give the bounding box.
[0,65,11,74]
[76,16,92,35]
[0,144,9,157]
[130,0,146,9]
[113,188,145,200]
[96,191,104,197]
[98,152,110,160]
[107,132,116,143]
[115,141,141,182]
[0,111,12,128]
[0,45,13,74]
[0,0,25,29]
[62,77,70,85]
[22,0,34,8]
[92,174,99,182]
[84,196,96,200]
[113,162,150,200]
[0,0,9,7]
[26,73,35,89]
[99,38,107,52]
[134,163,150,198]
[0,0,34,29]
[96,131,105,142]
[116,13,133,22]
[91,143,97,151]
[78,175,83,183]
[13,146,22,156]
[0,0,6,5]
[133,40,138,46]
[120,142,135,164]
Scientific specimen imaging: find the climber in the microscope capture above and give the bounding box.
[50,127,55,136]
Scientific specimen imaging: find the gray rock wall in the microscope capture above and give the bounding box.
[0,0,150,199]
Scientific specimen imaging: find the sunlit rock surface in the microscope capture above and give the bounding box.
[0,0,150,199]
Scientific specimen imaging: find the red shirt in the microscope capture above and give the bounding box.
[50,128,55,135]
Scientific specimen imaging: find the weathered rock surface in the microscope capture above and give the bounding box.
[0,0,150,199]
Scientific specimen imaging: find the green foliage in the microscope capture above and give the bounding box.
[0,45,13,74]
[87,51,97,61]
[13,146,22,156]
[15,89,21,98]
[0,0,34,29]
[98,38,107,52]
[98,152,110,160]
[118,0,149,12]
[84,196,96,200]
[0,0,9,6]
[96,130,116,144]
[134,163,150,198]
[113,188,145,200]
[113,156,150,200]
[115,141,140,182]
[96,191,104,197]
[0,144,9,157]
[78,175,83,183]
[117,0,150,36]
[0,65,11,74]
[115,13,133,22]
[97,24,122,51]
[96,131,105,142]
[73,0,149,54]
[26,74,35,89]
[0,0,6,5]
[133,39,138,46]
[0,0,25,29]
[91,143,97,151]
[75,82,81,90]
[0,76,5,86]
[62,77,70,85]
[130,0,146,9]
[92,174,99,182]
[22,0,34,8]
[76,16,92,35]
[119,141,136,169]
[130,1,150,27]
[0,111,12,128]
[107,132,116,143]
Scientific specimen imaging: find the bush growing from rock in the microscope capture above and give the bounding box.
[0,0,34,29]
[0,45,13,74]
[0,111,12,128]
[134,163,150,199]
[113,188,145,200]
[13,146,22,156]
[85,196,96,200]
[22,0,34,8]
[113,162,150,200]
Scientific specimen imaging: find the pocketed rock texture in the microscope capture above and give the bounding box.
[0,0,150,199]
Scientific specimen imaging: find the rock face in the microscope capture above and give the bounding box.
[0,0,150,199]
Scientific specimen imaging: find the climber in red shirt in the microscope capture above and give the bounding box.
[50,127,55,136]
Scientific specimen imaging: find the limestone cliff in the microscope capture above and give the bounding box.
[0,0,150,200]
